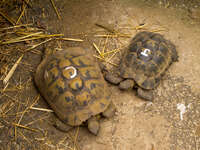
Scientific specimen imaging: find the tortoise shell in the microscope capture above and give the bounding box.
[119,31,178,89]
[35,47,111,126]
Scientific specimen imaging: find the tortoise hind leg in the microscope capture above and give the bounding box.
[137,88,154,101]
[52,116,73,132]
[87,116,100,135]
[102,101,116,118]
[87,101,116,135]
[166,40,178,62]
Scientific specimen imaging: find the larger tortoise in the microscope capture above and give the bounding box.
[105,31,178,101]
[35,47,115,135]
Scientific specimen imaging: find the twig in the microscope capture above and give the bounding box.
[103,48,121,56]
[30,107,53,112]
[0,11,16,25]
[74,127,80,150]
[93,42,103,57]
[95,23,131,38]
[16,0,30,24]
[18,95,40,124]
[1,33,63,45]
[11,31,43,40]
[94,34,131,38]
[24,38,53,52]
[95,23,116,34]
[0,24,32,31]
[2,93,25,104]
[18,130,31,144]
[50,0,61,20]
[2,82,9,92]
[1,32,43,44]
[94,55,118,66]
[12,123,39,132]
[56,37,83,42]
[25,115,50,126]
[1,101,15,116]
[3,55,24,85]
[150,28,167,33]
[93,39,121,67]
[102,35,109,58]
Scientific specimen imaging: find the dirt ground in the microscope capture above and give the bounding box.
[0,0,200,150]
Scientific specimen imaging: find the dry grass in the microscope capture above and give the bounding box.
[0,0,82,149]
[92,20,168,70]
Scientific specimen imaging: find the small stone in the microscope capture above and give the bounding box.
[189,8,200,20]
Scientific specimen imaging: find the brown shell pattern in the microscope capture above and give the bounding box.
[120,31,178,89]
[35,48,111,126]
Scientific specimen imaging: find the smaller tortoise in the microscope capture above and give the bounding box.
[105,31,178,101]
[35,47,115,135]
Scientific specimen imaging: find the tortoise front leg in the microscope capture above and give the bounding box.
[87,101,116,135]
[104,72,123,85]
[118,79,135,90]
[105,72,135,90]
[137,88,154,101]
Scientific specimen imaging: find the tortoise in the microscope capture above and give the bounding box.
[34,47,115,135]
[104,31,178,101]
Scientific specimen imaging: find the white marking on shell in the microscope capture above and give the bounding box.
[65,66,77,79]
[141,48,151,57]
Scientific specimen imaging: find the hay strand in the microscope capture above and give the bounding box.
[13,123,39,132]
[56,37,83,42]
[93,42,103,57]
[50,0,61,20]
[0,24,32,31]
[16,0,29,24]
[0,10,16,25]
[3,55,24,85]
[24,38,53,52]
[95,23,116,34]
[30,107,53,113]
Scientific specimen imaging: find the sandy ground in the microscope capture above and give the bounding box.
[0,0,200,150]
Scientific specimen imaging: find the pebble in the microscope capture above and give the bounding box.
[190,8,200,19]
